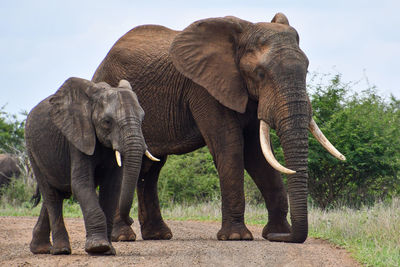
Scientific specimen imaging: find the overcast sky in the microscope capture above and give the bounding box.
[1,0,399,117]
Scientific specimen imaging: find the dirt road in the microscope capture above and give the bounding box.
[0,217,360,266]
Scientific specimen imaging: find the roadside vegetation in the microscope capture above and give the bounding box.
[1,73,399,266]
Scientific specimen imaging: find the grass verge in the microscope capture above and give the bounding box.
[308,199,400,267]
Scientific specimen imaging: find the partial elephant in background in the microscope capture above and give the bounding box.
[93,13,345,243]
[0,153,21,188]
[25,77,158,255]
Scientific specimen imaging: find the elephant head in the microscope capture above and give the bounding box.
[170,13,345,243]
[49,77,158,224]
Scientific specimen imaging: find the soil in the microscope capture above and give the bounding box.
[0,217,360,267]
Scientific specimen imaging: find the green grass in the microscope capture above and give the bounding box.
[308,199,400,267]
[1,199,399,266]
[0,202,41,216]
[0,199,82,218]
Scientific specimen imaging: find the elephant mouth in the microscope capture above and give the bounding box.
[114,149,160,167]
[259,119,346,174]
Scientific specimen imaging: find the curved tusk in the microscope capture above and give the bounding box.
[309,118,346,161]
[145,150,160,162]
[115,150,122,167]
[259,121,296,175]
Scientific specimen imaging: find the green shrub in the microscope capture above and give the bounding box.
[158,147,220,205]
[0,107,25,153]
[0,176,36,206]
[0,144,37,208]
[307,73,400,208]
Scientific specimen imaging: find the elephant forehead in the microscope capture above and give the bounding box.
[252,23,298,43]
[256,22,296,33]
[117,89,139,104]
[101,90,142,117]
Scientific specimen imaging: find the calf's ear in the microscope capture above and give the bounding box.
[49,77,98,155]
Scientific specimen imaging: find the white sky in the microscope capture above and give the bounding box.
[1,0,399,117]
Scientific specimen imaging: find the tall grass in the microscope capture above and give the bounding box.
[309,199,400,266]
[0,147,36,206]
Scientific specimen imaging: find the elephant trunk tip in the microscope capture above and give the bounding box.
[266,231,307,243]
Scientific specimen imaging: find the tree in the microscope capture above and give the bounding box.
[0,107,26,153]
[307,74,400,208]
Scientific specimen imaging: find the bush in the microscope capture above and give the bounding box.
[0,107,25,153]
[0,176,36,206]
[307,74,400,208]
[0,142,36,207]
[158,147,220,205]
[158,147,267,206]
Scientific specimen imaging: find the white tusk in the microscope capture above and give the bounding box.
[115,150,122,167]
[309,118,346,161]
[259,121,296,175]
[145,150,160,162]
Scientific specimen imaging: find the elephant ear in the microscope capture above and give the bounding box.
[170,17,249,113]
[271,13,290,25]
[49,77,98,155]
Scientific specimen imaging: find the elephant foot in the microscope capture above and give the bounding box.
[85,235,112,255]
[48,236,71,255]
[141,220,173,240]
[262,219,291,239]
[217,223,253,241]
[111,221,136,242]
[50,245,72,255]
[88,245,116,256]
[30,240,51,254]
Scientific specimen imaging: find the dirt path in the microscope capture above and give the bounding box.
[0,217,360,266]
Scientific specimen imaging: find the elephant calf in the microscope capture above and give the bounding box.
[26,77,158,255]
[0,153,21,189]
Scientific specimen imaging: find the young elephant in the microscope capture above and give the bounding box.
[26,77,158,255]
[0,154,21,189]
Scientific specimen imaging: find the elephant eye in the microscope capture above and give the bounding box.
[101,118,113,129]
[255,68,265,80]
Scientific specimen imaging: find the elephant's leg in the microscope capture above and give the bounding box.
[29,156,52,254]
[29,159,71,255]
[99,168,122,241]
[72,182,112,254]
[211,138,253,241]
[137,157,173,240]
[97,168,122,255]
[43,188,71,255]
[243,123,291,238]
[70,150,112,254]
[30,204,51,254]
[111,207,136,242]
[191,98,252,240]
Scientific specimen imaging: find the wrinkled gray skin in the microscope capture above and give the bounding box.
[0,154,20,188]
[25,78,146,255]
[93,13,311,243]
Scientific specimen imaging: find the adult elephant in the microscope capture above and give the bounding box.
[92,13,345,243]
[26,78,158,255]
[0,153,21,188]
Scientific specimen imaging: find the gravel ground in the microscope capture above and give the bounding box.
[0,217,361,266]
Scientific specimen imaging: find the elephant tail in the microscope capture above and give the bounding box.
[31,185,41,207]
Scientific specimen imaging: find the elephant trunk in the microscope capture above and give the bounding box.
[264,85,310,243]
[275,128,309,243]
[118,129,145,225]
